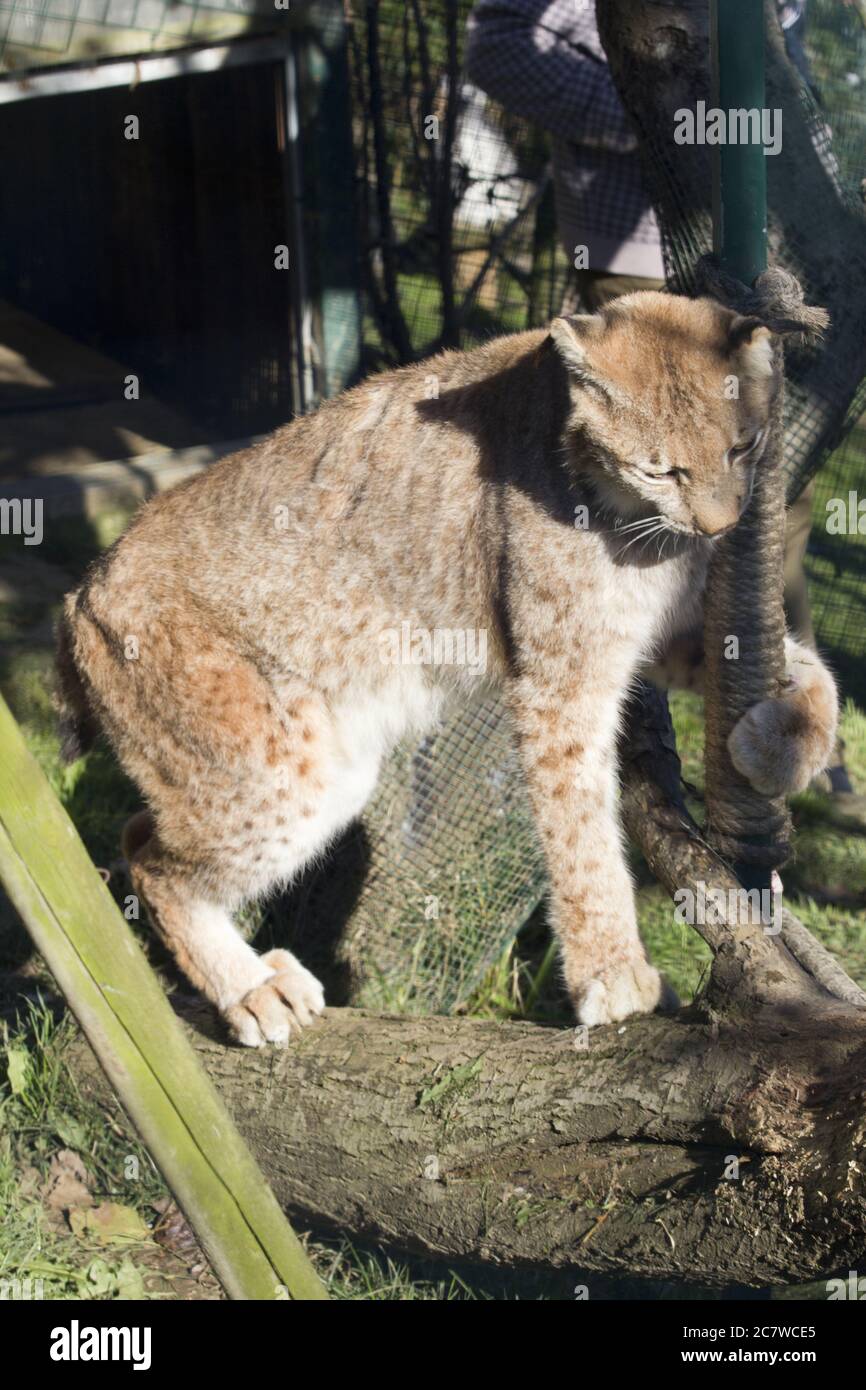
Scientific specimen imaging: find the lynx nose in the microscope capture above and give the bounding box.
[692,488,748,537]
[698,517,739,538]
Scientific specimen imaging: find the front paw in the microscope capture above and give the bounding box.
[728,692,836,798]
[573,958,678,1026]
[224,949,325,1047]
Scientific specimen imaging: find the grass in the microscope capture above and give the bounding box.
[1,493,866,1299]
[0,1001,497,1300]
[0,1004,172,1301]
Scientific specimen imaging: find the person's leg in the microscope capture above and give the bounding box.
[784,479,818,649]
[784,479,854,796]
[782,13,821,101]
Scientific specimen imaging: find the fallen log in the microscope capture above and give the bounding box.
[63,991,866,1289]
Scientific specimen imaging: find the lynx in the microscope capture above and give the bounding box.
[57,292,837,1043]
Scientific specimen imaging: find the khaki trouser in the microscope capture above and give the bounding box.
[783,479,817,648]
[566,270,819,652]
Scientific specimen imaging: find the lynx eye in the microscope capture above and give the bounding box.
[640,464,684,481]
[730,431,762,460]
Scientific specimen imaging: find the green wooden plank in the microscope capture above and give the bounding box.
[0,693,327,1301]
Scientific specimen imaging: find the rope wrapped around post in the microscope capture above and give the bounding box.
[697,257,829,881]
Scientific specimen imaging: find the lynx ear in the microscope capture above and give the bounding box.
[728,314,770,349]
[729,315,774,378]
[549,315,602,376]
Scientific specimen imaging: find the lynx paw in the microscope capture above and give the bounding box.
[574,958,677,1026]
[225,949,325,1047]
[728,693,835,798]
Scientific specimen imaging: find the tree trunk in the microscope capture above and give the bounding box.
[64,987,866,1289]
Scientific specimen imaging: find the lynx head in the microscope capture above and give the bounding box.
[550,291,782,539]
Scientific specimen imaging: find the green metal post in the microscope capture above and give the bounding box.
[293,1,363,404]
[707,1,776,900]
[710,0,768,286]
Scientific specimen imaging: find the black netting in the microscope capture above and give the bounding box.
[345,0,569,371]
[277,1,866,1011]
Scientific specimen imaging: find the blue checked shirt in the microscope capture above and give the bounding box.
[465,0,666,278]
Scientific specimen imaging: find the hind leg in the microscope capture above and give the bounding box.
[122,707,382,1045]
[127,828,325,1046]
[74,594,384,1042]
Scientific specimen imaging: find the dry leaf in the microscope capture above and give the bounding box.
[69,1201,149,1244]
[41,1149,94,1212]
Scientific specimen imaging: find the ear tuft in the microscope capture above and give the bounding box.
[549,315,599,375]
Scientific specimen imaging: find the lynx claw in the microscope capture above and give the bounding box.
[225,949,325,1047]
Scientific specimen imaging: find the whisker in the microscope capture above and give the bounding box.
[617,521,666,558]
[612,513,664,534]
[640,524,667,558]
[616,529,652,557]
[618,520,664,548]
[644,522,670,556]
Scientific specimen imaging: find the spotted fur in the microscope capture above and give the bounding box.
[57,292,837,1040]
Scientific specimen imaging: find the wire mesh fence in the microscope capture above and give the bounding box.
[0,0,274,70]
[276,1,569,1010]
[277,685,547,1012]
[601,0,866,699]
[346,0,570,370]
[275,0,866,1014]
[793,1,866,703]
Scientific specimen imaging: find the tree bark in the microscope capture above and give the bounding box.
[64,990,866,1289]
